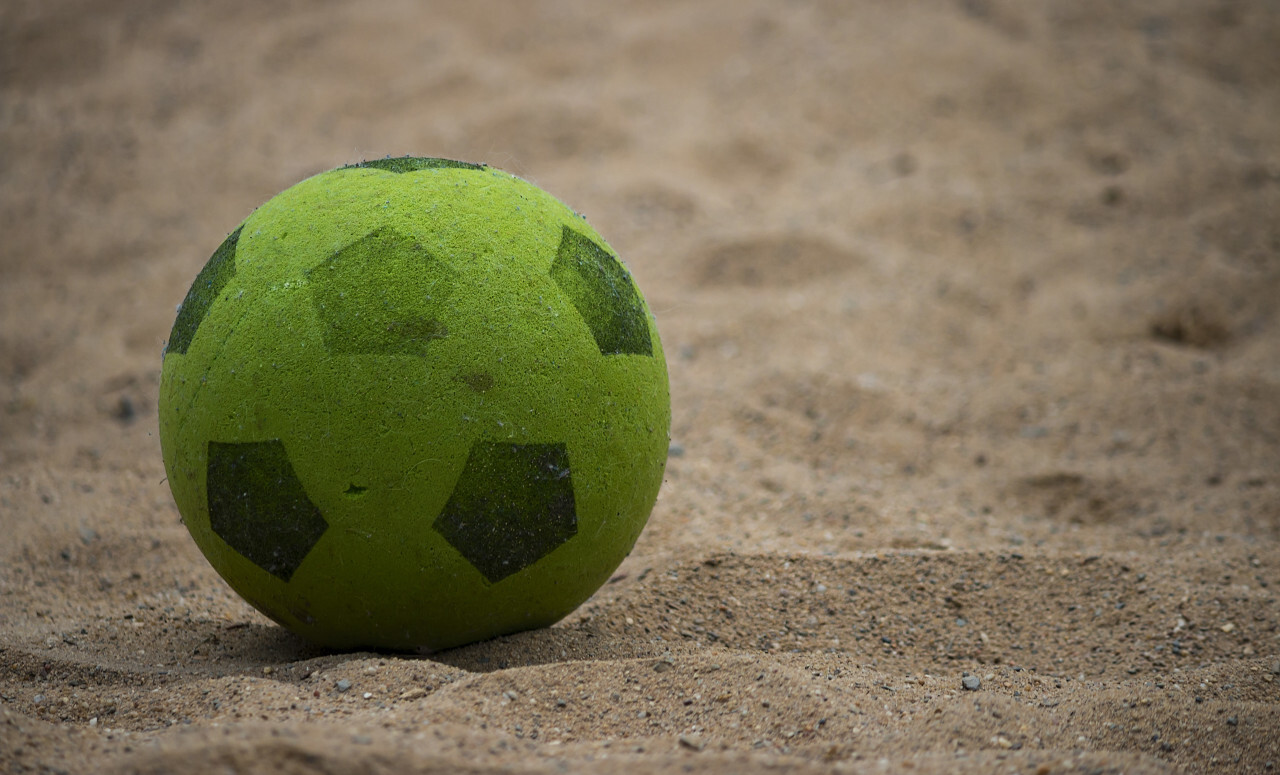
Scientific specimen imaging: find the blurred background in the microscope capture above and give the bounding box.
[3,0,1278,551]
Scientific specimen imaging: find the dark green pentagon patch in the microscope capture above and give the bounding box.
[342,156,485,174]
[306,227,456,357]
[550,226,653,357]
[206,439,329,582]
[433,442,577,584]
[166,225,242,356]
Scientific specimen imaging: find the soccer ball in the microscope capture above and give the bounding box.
[158,157,670,651]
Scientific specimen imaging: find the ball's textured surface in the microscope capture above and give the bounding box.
[159,157,670,651]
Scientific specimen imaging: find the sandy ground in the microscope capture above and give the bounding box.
[3,1,1280,773]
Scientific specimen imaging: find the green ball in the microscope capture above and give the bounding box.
[159,157,670,651]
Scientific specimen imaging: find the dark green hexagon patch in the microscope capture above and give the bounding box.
[433,442,577,584]
[341,156,485,174]
[550,226,653,357]
[306,227,456,357]
[207,439,328,582]
[166,225,242,356]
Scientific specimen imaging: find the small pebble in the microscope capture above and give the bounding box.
[962,675,981,691]
[678,734,705,751]
[336,679,352,693]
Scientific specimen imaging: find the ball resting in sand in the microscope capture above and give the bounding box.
[159,157,670,651]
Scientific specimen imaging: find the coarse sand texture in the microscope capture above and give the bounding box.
[158,157,671,651]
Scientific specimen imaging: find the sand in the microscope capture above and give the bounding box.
[2,1,1279,773]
